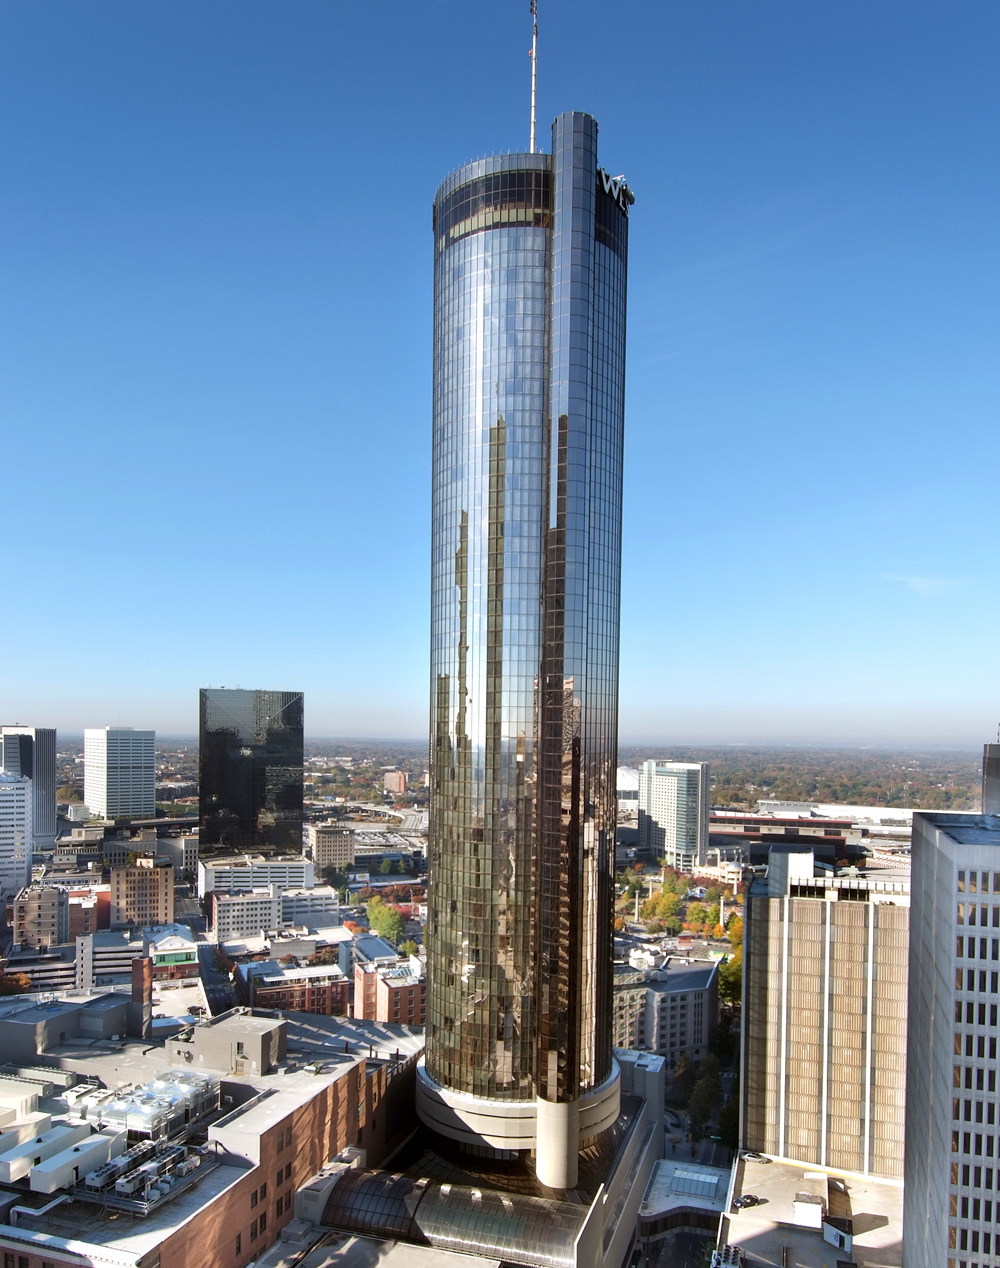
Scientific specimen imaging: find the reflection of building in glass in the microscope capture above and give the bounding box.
[1,726,56,851]
[743,848,909,1178]
[637,760,709,873]
[199,689,303,854]
[419,112,632,1189]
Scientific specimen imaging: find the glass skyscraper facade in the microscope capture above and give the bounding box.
[418,113,632,1189]
[199,688,303,854]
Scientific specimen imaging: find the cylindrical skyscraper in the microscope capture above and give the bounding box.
[417,113,632,1189]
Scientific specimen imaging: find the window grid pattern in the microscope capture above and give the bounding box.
[950,869,1000,1266]
[427,115,628,1106]
[744,888,909,1178]
[428,150,552,1101]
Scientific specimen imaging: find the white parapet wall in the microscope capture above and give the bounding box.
[415,1057,621,1161]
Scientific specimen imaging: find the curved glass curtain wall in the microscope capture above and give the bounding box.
[429,151,552,1101]
[428,119,629,1108]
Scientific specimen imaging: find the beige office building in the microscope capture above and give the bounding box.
[306,824,355,871]
[743,848,910,1179]
[11,886,69,949]
[110,857,174,928]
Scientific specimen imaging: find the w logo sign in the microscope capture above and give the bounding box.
[597,168,634,214]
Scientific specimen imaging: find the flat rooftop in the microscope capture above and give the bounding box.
[646,962,717,992]
[0,1162,247,1265]
[280,1013,424,1065]
[642,1158,729,1217]
[721,1157,902,1268]
[151,978,209,1022]
[924,812,1000,846]
[244,961,347,984]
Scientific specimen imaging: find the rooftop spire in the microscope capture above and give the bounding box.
[529,0,538,152]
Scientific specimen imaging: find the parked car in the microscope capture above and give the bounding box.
[740,1151,770,1163]
[733,1195,763,1209]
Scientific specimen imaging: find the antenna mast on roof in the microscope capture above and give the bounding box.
[529,0,538,153]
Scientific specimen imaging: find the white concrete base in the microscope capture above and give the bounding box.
[536,1096,580,1189]
[415,1061,538,1150]
[415,1058,622,1180]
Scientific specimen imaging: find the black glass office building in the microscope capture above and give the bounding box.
[418,113,631,1189]
[199,689,304,854]
[0,727,56,850]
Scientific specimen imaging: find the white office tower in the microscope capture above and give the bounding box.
[83,727,155,821]
[0,774,32,898]
[0,726,56,852]
[637,760,709,873]
[904,812,1000,1268]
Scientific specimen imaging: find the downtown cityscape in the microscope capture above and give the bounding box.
[1,5,998,1268]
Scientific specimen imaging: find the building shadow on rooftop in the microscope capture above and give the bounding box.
[851,1213,890,1235]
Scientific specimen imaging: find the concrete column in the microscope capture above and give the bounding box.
[535,1097,579,1189]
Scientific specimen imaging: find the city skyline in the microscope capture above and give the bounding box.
[2,2,999,745]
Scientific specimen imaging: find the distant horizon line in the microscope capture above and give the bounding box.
[46,731,987,753]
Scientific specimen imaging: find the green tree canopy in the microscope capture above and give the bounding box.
[366,896,405,945]
[699,1053,721,1084]
[719,948,743,1005]
[688,1076,718,1129]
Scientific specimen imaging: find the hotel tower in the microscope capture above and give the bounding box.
[417,112,633,1189]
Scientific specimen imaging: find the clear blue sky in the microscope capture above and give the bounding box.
[2,1,997,744]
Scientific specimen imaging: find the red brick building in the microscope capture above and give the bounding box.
[354,960,426,1025]
[237,960,350,1016]
[68,886,111,937]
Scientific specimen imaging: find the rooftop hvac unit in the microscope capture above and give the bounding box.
[114,1171,147,1196]
[84,1138,157,1191]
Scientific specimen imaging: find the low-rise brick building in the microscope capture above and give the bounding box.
[236,959,349,1015]
[354,956,426,1025]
